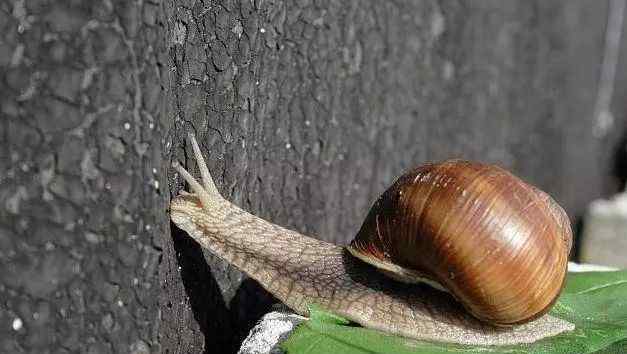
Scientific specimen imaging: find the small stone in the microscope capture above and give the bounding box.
[12,317,23,331]
[238,312,306,354]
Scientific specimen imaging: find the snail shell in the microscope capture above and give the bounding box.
[347,160,572,326]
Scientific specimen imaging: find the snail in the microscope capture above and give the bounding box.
[170,133,574,346]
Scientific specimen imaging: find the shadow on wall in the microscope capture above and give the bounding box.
[172,223,277,354]
[612,127,627,191]
[571,217,585,262]
[172,224,233,352]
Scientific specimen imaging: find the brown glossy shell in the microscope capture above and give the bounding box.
[347,160,572,326]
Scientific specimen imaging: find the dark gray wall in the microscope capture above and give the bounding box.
[163,1,627,352]
[0,0,164,352]
[1,0,626,353]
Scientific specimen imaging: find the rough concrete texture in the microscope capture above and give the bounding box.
[580,192,627,268]
[164,1,627,352]
[0,0,165,352]
[2,0,627,353]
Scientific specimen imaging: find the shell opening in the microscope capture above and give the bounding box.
[346,246,448,293]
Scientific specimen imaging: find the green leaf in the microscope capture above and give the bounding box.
[562,270,627,294]
[281,270,627,354]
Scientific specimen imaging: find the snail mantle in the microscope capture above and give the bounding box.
[170,133,574,346]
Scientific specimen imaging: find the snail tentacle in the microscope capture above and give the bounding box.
[172,160,216,210]
[187,131,220,195]
[172,133,224,210]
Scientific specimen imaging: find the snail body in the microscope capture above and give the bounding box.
[170,134,574,346]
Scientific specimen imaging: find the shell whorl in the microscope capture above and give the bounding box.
[347,160,573,326]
